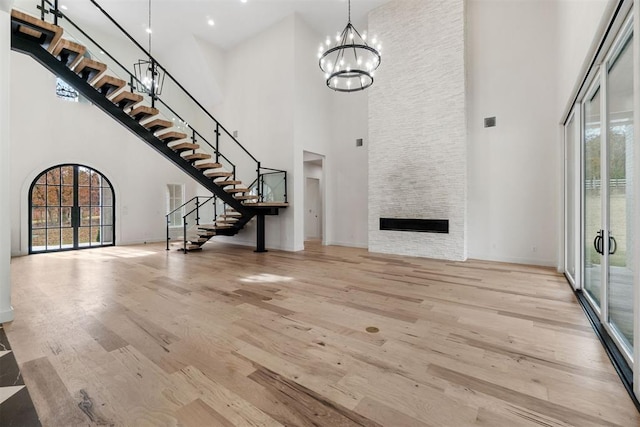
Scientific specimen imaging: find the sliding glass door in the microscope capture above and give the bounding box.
[577,21,634,362]
[583,82,603,308]
[605,32,634,351]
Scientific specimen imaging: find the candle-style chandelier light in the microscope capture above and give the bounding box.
[318,0,381,92]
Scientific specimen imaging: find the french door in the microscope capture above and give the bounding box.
[29,164,115,253]
[582,21,634,360]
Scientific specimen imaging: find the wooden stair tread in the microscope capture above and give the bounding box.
[110,91,143,109]
[250,202,290,207]
[225,187,249,194]
[130,105,159,121]
[199,224,232,230]
[11,9,63,53]
[93,74,127,96]
[204,170,232,178]
[194,162,222,170]
[144,118,173,133]
[215,180,242,187]
[222,211,242,217]
[184,153,212,161]
[235,195,259,200]
[74,57,107,84]
[51,39,86,69]
[197,225,218,230]
[170,142,199,152]
[159,131,188,143]
[170,242,202,251]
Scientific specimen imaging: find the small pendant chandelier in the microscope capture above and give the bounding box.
[318,0,381,92]
[134,0,164,99]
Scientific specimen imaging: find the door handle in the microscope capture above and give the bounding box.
[71,206,79,228]
[594,231,603,255]
[609,234,617,255]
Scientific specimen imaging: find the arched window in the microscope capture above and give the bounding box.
[29,164,115,253]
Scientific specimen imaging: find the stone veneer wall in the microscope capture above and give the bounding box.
[368,0,466,261]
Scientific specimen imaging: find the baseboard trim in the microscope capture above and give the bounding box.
[324,240,368,249]
[468,253,556,267]
[0,307,14,323]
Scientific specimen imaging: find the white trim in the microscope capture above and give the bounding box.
[325,240,368,249]
[564,108,579,289]
[561,0,633,124]
[602,13,635,367]
[633,0,640,399]
[600,59,610,334]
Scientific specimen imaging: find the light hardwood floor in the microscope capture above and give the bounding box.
[4,241,640,426]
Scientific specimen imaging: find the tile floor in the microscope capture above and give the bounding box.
[0,324,40,426]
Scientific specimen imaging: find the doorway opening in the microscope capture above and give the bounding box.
[29,164,115,253]
[303,151,325,246]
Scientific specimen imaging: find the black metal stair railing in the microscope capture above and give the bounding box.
[166,195,240,252]
[166,196,210,251]
[11,0,288,251]
[12,0,286,228]
[248,168,288,204]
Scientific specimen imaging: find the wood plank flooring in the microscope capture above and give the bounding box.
[4,241,640,426]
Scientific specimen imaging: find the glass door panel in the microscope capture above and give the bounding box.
[606,35,634,350]
[29,164,115,253]
[584,84,602,307]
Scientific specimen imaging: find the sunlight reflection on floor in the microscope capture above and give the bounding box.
[240,273,294,283]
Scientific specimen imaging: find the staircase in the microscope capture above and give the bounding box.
[166,196,248,252]
[10,6,288,252]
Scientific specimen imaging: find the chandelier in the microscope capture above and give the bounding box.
[134,0,164,98]
[318,0,381,92]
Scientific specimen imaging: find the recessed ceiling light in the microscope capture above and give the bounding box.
[207,18,215,26]
[241,0,247,3]
[146,27,152,34]
[60,5,68,10]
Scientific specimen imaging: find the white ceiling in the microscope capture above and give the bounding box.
[28,0,390,51]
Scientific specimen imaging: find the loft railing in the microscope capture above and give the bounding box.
[166,195,226,252]
[24,0,277,199]
[248,168,288,204]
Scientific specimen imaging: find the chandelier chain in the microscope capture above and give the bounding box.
[148,0,152,54]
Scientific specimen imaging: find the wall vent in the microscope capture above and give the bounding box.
[484,117,496,128]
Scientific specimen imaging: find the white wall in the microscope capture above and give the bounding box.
[557,0,616,117]
[295,15,369,250]
[0,3,14,323]
[467,0,614,267]
[467,0,559,266]
[327,91,368,248]
[293,15,333,251]
[9,53,198,256]
[214,15,295,250]
[369,0,467,261]
[213,14,370,251]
